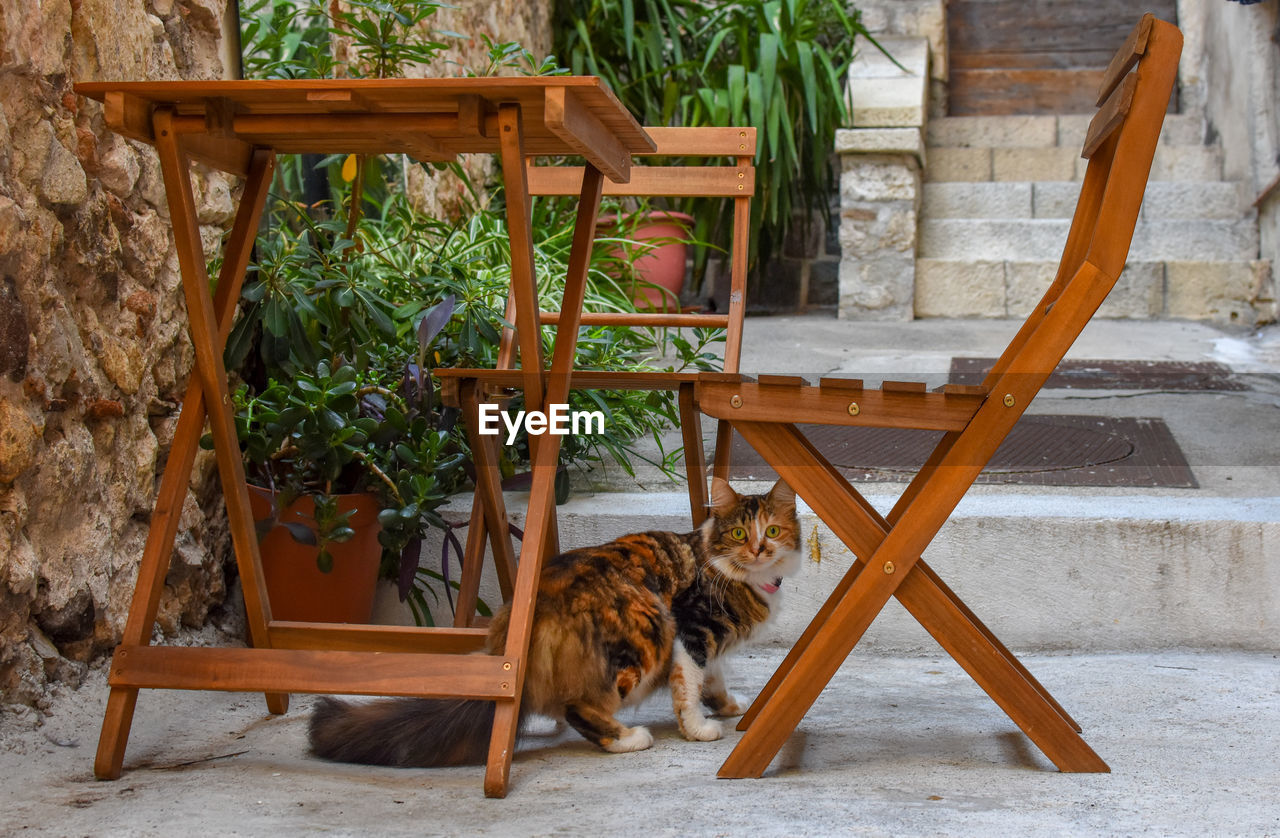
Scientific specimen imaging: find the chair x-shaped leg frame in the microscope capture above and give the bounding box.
[718,421,1109,777]
[700,269,1116,778]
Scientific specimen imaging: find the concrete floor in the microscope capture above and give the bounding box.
[2,648,1277,836]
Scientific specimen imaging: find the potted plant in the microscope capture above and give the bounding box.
[555,0,882,281]
[595,207,697,309]
[227,200,467,624]
[229,0,732,626]
[228,0,498,625]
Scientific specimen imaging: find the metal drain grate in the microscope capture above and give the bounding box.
[949,358,1248,391]
[729,415,1197,488]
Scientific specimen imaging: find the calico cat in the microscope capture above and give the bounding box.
[308,477,801,766]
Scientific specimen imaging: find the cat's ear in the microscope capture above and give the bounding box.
[767,479,796,511]
[709,477,740,514]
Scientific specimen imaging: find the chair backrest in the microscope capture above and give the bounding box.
[524,126,756,375]
[984,14,1182,389]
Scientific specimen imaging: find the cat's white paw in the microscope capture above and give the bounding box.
[605,725,654,753]
[523,714,565,736]
[685,718,724,741]
[716,693,748,716]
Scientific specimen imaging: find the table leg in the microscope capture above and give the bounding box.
[484,120,605,795]
[454,495,488,628]
[153,112,283,710]
[95,147,277,778]
[496,103,559,561]
[454,380,516,627]
[711,419,734,481]
[678,383,708,527]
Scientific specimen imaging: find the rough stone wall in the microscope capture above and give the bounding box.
[0,0,551,709]
[0,0,239,708]
[380,1,553,220]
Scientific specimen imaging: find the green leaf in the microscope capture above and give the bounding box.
[241,282,267,303]
[282,521,317,546]
[727,64,746,125]
[797,40,818,131]
[317,408,346,433]
[354,287,395,336]
[700,26,732,74]
[758,31,778,104]
[622,0,635,57]
[747,71,765,157]
[224,302,261,371]
[263,298,288,337]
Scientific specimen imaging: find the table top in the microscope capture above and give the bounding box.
[75,77,654,181]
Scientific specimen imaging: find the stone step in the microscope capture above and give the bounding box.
[420,489,1279,652]
[918,218,1258,262]
[925,143,1223,183]
[927,113,1205,149]
[914,258,1271,322]
[922,181,1249,220]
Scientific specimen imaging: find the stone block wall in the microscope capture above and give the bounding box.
[0,0,551,709]
[1179,0,1280,293]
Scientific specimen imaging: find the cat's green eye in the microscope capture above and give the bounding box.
[765,525,781,538]
[730,527,746,540]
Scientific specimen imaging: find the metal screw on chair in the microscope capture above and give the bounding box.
[1004,393,1016,407]
[847,401,860,416]
[883,561,895,574]
[731,395,743,408]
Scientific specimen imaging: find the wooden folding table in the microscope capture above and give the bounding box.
[74,77,654,798]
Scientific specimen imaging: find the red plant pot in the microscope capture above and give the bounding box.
[597,210,694,309]
[247,487,383,624]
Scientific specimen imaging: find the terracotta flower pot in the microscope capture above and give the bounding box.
[247,487,383,624]
[597,210,695,309]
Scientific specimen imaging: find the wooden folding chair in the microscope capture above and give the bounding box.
[436,126,756,625]
[700,15,1181,777]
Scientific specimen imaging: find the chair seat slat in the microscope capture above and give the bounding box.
[1083,73,1138,160]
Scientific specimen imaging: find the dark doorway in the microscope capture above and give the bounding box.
[947,0,1179,115]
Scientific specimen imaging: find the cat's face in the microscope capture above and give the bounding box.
[702,478,802,588]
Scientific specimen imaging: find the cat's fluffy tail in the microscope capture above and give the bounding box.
[309,696,505,767]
